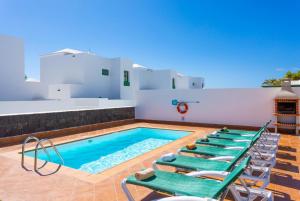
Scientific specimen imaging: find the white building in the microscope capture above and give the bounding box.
[134,64,204,90]
[0,35,46,101]
[0,35,204,102]
[41,49,135,100]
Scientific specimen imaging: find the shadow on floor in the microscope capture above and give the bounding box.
[276,152,297,161]
[271,189,293,201]
[274,161,299,173]
[139,186,295,201]
[278,145,297,152]
[271,171,300,190]
[141,192,168,201]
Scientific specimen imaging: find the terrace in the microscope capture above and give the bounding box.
[0,122,299,201]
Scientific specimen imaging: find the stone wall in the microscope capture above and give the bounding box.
[0,107,135,137]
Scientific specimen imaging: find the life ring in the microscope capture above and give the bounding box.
[177,102,189,114]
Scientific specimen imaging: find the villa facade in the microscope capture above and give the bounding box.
[0,35,205,102]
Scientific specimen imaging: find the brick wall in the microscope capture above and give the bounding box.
[0,107,135,137]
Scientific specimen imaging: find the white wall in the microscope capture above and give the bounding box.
[40,53,85,85]
[189,77,204,89]
[135,88,296,127]
[109,58,121,99]
[174,73,189,89]
[0,99,135,115]
[120,58,135,99]
[0,35,47,100]
[41,53,130,99]
[48,84,73,99]
[24,81,48,100]
[135,68,204,90]
[137,69,173,90]
[81,54,111,98]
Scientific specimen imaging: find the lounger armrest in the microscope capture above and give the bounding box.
[232,184,273,200]
[152,160,158,170]
[240,174,268,182]
[235,139,251,142]
[224,146,244,150]
[186,170,228,178]
[154,196,217,201]
[177,149,182,155]
[250,165,271,173]
[209,156,235,161]
[121,178,135,201]
[241,134,255,137]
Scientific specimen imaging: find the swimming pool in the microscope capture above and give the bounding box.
[25,127,190,174]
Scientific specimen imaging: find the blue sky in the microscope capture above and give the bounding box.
[0,0,299,88]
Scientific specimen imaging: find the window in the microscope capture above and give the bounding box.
[172,78,176,89]
[102,69,109,76]
[124,70,130,86]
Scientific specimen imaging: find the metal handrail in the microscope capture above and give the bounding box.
[21,136,63,175]
[34,138,64,173]
[21,136,51,171]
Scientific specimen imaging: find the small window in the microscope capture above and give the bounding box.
[172,78,176,89]
[102,69,109,76]
[124,70,130,86]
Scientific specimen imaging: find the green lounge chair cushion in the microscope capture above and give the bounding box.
[127,170,224,198]
[219,129,258,134]
[208,133,256,140]
[217,127,262,135]
[210,131,270,143]
[196,138,251,147]
[156,155,232,171]
[217,121,270,135]
[126,156,251,199]
[181,145,244,157]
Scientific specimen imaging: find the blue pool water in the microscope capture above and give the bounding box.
[25,128,190,174]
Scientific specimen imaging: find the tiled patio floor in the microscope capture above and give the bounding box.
[0,122,299,201]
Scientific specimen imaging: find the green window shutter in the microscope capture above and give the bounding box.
[124,70,130,86]
[172,78,176,89]
[102,69,109,76]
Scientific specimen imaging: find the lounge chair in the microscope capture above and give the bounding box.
[208,129,279,145]
[121,157,273,201]
[153,147,271,189]
[217,120,280,139]
[196,134,277,154]
[217,121,270,135]
[194,135,277,168]
[154,146,248,171]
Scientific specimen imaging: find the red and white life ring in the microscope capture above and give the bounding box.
[177,102,189,114]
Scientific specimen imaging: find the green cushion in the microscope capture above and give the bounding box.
[196,138,251,147]
[218,129,258,134]
[217,127,262,135]
[156,155,232,171]
[217,126,264,136]
[207,130,263,147]
[217,120,271,135]
[126,156,251,199]
[180,145,241,156]
[208,133,256,140]
[126,170,224,198]
[180,145,249,162]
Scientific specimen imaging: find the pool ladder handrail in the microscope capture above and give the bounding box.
[21,136,64,174]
